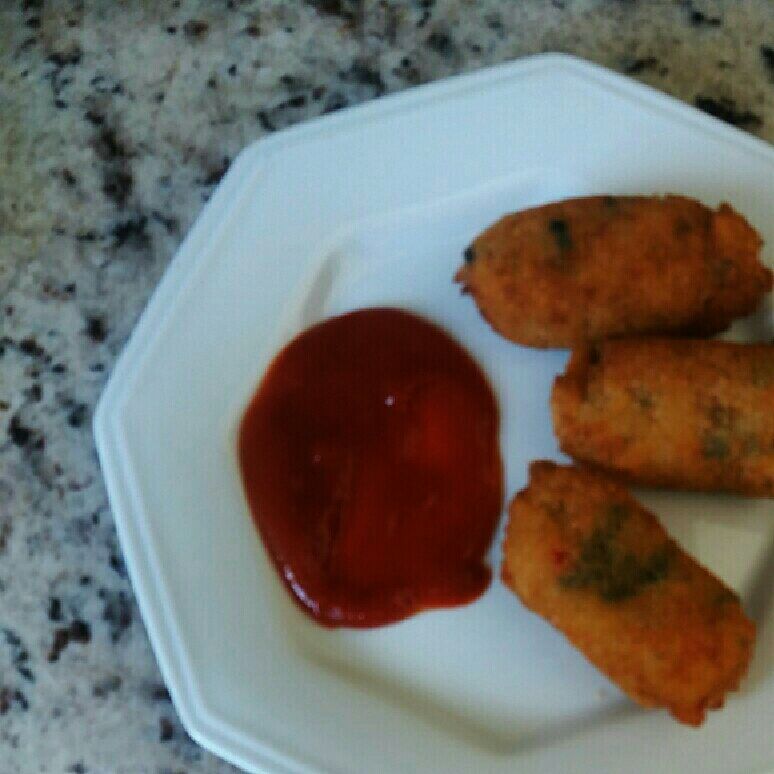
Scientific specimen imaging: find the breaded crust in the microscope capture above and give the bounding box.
[552,339,774,496]
[502,462,755,726]
[455,195,770,348]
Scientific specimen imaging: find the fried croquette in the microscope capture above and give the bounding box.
[455,195,771,348]
[502,462,755,726]
[552,339,774,496]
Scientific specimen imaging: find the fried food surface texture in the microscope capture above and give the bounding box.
[456,196,770,348]
[502,461,755,725]
[552,339,774,495]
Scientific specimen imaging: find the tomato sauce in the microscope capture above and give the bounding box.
[238,308,502,627]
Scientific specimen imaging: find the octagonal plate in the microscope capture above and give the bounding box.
[94,54,774,774]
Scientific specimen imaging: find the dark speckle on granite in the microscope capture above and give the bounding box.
[680,0,721,28]
[47,597,63,622]
[694,95,763,128]
[183,19,210,41]
[1,2,773,770]
[92,674,121,698]
[342,59,386,96]
[426,30,454,56]
[323,92,349,114]
[306,0,358,22]
[0,519,11,555]
[47,48,82,68]
[689,10,721,27]
[25,382,42,402]
[102,170,134,210]
[94,129,134,208]
[3,628,34,683]
[84,110,105,127]
[111,214,150,250]
[151,211,179,234]
[416,0,434,29]
[8,414,32,447]
[624,56,659,75]
[150,684,172,703]
[762,45,774,77]
[100,588,132,642]
[256,109,275,131]
[67,403,88,429]
[159,716,175,742]
[17,337,46,358]
[48,619,91,663]
[197,157,231,187]
[108,549,127,577]
[485,13,503,32]
[0,687,29,715]
[84,316,107,343]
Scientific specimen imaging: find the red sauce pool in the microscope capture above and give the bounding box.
[238,308,502,628]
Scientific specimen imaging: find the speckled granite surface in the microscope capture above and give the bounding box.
[1,1,773,772]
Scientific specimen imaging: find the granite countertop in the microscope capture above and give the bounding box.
[1,1,773,772]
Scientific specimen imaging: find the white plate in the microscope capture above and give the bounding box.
[94,54,774,774]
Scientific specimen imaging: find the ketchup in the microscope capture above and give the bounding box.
[238,308,502,628]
